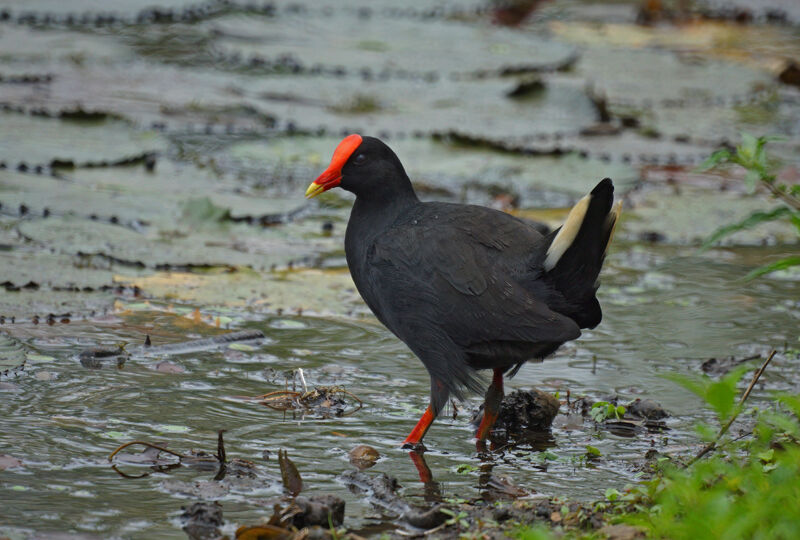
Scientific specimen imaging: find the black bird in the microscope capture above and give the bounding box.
[305,134,620,446]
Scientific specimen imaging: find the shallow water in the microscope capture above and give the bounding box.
[1,0,799,537]
[1,242,798,539]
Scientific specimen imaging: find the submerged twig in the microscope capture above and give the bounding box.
[216,430,227,464]
[689,350,776,466]
[246,386,363,416]
[297,368,308,393]
[108,440,187,462]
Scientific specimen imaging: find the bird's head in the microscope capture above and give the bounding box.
[305,134,412,200]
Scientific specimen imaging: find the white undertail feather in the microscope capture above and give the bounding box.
[544,193,590,271]
[603,200,623,257]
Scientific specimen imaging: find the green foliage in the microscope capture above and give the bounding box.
[590,401,626,423]
[744,256,800,280]
[511,524,557,540]
[663,365,751,425]
[699,133,800,279]
[585,445,602,459]
[440,508,470,530]
[456,463,479,474]
[626,396,800,540]
[701,207,796,250]
[619,363,800,539]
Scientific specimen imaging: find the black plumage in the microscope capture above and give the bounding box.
[307,135,620,445]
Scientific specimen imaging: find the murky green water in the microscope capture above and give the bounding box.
[1,0,799,537]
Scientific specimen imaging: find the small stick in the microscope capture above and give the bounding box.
[108,441,186,462]
[297,368,308,394]
[689,350,776,466]
[253,390,302,400]
[216,430,227,464]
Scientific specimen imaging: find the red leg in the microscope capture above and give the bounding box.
[475,368,504,441]
[402,405,436,447]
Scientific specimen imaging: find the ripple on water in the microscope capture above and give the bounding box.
[0,246,798,536]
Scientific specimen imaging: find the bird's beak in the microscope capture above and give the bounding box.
[305,134,363,199]
[305,168,340,199]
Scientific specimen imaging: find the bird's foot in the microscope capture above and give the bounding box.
[401,441,427,453]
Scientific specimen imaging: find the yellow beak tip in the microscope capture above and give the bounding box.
[305,183,324,199]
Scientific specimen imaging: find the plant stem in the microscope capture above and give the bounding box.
[688,350,776,466]
[761,178,800,211]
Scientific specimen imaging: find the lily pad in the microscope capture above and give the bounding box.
[575,47,772,106]
[115,267,371,318]
[227,135,638,207]
[208,11,576,77]
[622,184,798,245]
[0,24,133,64]
[550,20,800,65]
[0,332,26,370]
[0,113,163,167]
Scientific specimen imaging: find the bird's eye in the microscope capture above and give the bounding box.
[353,153,367,165]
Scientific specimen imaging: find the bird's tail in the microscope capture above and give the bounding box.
[541,178,621,328]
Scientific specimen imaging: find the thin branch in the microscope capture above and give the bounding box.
[689,350,776,466]
[761,179,800,211]
[108,441,187,462]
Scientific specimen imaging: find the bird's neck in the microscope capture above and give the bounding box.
[351,182,419,231]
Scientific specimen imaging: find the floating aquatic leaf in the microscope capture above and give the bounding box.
[0,113,163,166]
[228,343,256,352]
[0,454,24,470]
[157,424,190,434]
[116,268,368,318]
[278,449,303,497]
[25,353,55,364]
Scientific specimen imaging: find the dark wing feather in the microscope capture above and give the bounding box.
[363,203,580,406]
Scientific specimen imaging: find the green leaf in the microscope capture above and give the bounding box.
[663,372,707,399]
[744,256,800,280]
[696,149,732,172]
[665,366,750,424]
[585,445,602,457]
[777,394,800,418]
[714,365,751,421]
[701,207,793,250]
[737,132,758,164]
[757,448,774,463]
[743,169,760,193]
[790,212,800,233]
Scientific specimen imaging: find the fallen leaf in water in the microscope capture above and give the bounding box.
[349,445,380,470]
[278,449,303,496]
[34,370,57,381]
[155,361,185,374]
[0,454,24,470]
[236,524,293,540]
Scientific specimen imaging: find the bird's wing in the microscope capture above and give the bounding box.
[364,205,580,401]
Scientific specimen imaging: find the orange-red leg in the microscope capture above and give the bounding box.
[402,404,436,447]
[475,368,504,441]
